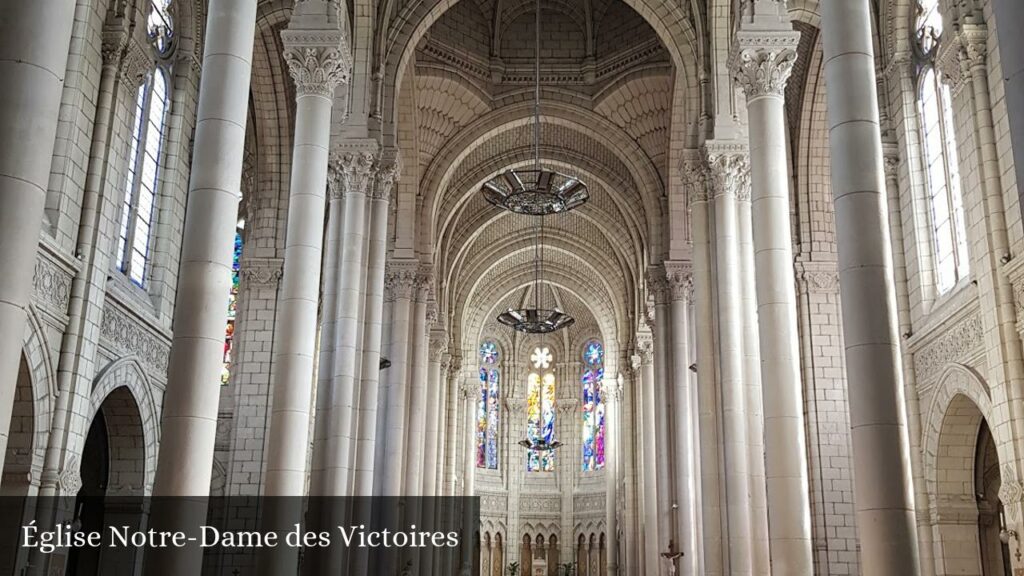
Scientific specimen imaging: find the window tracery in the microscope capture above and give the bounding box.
[116,0,175,288]
[914,0,969,294]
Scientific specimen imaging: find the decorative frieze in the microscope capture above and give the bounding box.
[795,262,840,294]
[239,257,284,287]
[100,302,171,378]
[911,311,984,384]
[479,492,508,515]
[32,255,73,315]
[520,496,561,514]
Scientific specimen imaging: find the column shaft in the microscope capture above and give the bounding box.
[636,345,660,572]
[669,277,698,575]
[404,287,429,494]
[424,335,446,495]
[710,154,753,575]
[822,1,920,573]
[990,0,1024,216]
[737,196,771,575]
[732,30,816,568]
[265,37,347,495]
[653,296,674,561]
[152,0,257,497]
[383,278,413,495]
[604,379,619,575]
[0,0,82,472]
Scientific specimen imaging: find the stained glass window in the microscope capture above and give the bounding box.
[477,341,500,469]
[581,340,605,471]
[117,1,175,288]
[221,224,243,385]
[915,0,968,294]
[527,346,556,472]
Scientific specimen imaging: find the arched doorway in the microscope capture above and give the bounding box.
[931,392,1010,576]
[66,386,147,576]
[0,355,36,574]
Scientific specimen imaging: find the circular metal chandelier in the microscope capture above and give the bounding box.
[482,169,589,215]
[518,438,563,451]
[497,307,575,333]
[493,0,577,334]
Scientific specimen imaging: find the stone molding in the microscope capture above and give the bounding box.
[99,301,170,378]
[912,311,984,383]
[239,257,284,287]
[282,45,351,98]
[32,253,73,316]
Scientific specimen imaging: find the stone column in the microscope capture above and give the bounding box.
[404,270,432,495]
[315,150,375,496]
[707,143,753,575]
[989,0,1024,219]
[0,0,79,473]
[684,155,723,575]
[634,338,660,573]
[604,376,621,575]
[444,354,463,496]
[731,12,814,573]
[264,1,350,497]
[648,271,675,564]
[822,1,921,573]
[381,262,415,495]
[151,0,257,497]
[352,151,398,496]
[737,185,771,576]
[666,264,698,575]
[424,327,447,495]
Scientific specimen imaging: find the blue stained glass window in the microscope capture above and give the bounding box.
[581,340,606,471]
[221,227,243,385]
[477,341,500,469]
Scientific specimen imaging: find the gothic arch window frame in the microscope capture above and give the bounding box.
[580,338,605,472]
[477,339,501,470]
[527,345,556,472]
[116,0,177,288]
[913,0,969,295]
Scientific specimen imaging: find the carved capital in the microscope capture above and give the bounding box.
[704,143,750,199]
[240,257,284,286]
[634,336,654,367]
[681,153,710,204]
[429,333,449,362]
[59,457,82,495]
[731,41,799,100]
[384,262,419,301]
[371,150,402,202]
[283,45,351,97]
[665,262,694,302]
[883,150,901,180]
[328,151,376,199]
[646,267,670,305]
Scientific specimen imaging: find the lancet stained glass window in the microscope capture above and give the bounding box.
[915,0,968,294]
[221,223,243,385]
[581,340,605,471]
[527,346,556,472]
[477,341,500,469]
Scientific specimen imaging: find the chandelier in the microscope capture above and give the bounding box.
[517,438,563,451]
[495,0,576,334]
[479,0,589,216]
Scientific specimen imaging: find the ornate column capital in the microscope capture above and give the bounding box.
[371,148,402,202]
[646,266,671,305]
[240,257,285,287]
[731,2,800,100]
[704,142,750,199]
[281,0,353,98]
[633,335,654,370]
[664,262,694,302]
[882,146,901,180]
[383,261,419,301]
[328,150,376,199]
[429,332,449,362]
[681,152,710,204]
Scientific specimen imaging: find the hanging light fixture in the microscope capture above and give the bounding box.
[479,0,589,216]
[495,0,575,334]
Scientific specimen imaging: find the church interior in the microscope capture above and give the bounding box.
[1,0,1024,574]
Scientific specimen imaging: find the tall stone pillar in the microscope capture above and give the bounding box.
[989,0,1024,220]
[264,0,351,497]
[822,1,921,573]
[666,264,699,575]
[424,327,447,495]
[444,354,463,496]
[152,0,257,497]
[0,0,77,471]
[707,143,753,576]
[352,151,398,496]
[634,337,660,573]
[381,262,416,495]
[731,10,814,573]
[404,270,432,495]
[314,150,375,496]
[684,154,723,575]
[604,375,621,575]
[648,269,675,562]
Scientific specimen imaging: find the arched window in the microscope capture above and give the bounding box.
[116,0,175,287]
[527,346,556,471]
[915,0,968,294]
[221,221,243,385]
[477,341,500,469]
[581,340,605,471]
